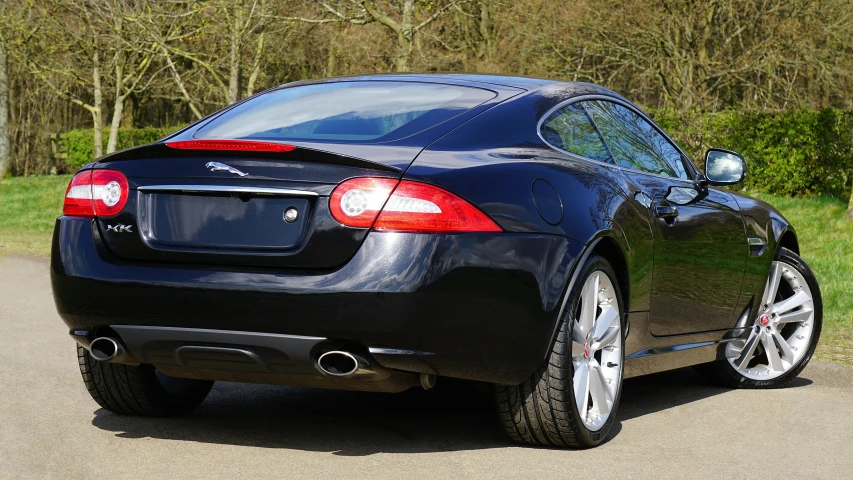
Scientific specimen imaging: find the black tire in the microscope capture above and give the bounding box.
[695,247,822,389]
[494,255,625,448]
[77,345,214,416]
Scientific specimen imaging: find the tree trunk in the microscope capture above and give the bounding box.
[395,31,413,72]
[477,2,493,60]
[161,46,203,120]
[106,62,125,154]
[395,0,414,72]
[245,25,265,97]
[106,97,124,155]
[848,187,853,219]
[325,43,336,77]
[0,43,9,178]
[121,94,135,129]
[92,51,103,159]
[228,1,245,104]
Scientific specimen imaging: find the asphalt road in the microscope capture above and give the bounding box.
[2,255,852,479]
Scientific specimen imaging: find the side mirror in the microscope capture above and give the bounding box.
[704,149,745,185]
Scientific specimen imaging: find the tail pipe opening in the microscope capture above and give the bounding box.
[316,350,435,390]
[317,351,361,376]
[88,337,140,365]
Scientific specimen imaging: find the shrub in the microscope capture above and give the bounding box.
[63,126,186,170]
[650,108,853,198]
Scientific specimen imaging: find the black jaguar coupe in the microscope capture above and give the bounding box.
[52,74,822,448]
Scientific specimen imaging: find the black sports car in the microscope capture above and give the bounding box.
[52,74,822,448]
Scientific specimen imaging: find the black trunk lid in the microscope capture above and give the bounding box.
[93,143,403,269]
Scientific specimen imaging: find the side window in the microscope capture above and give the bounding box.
[540,103,612,164]
[583,100,689,179]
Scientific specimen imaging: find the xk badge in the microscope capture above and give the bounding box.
[106,224,133,233]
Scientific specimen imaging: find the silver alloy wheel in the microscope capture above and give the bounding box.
[571,270,623,431]
[727,260,816,380]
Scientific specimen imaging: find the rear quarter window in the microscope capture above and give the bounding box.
[540,103,612,163]
[194,81,496,143]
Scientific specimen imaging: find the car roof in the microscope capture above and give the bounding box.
[384,73,560,89]
[280,73,622,96]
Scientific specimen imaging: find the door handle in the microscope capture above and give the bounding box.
[654,205,679,219]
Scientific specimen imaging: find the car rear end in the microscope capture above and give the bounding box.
[52,78,581,391]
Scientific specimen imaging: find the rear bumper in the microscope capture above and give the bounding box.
[51,217,582,385]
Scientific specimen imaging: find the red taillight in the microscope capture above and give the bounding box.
[63,171,95,216]
[165,140,296,153]
[63,170,129,218]
[374,181,502,233]
[329,177,399,228]
[329,178,502,233]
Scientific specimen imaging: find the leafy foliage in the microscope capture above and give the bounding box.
[63,126,184,169]
[651,108,853,197]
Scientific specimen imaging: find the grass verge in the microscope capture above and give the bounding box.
[0,175,71,256]
[1,175,851,364]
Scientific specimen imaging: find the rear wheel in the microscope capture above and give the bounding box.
[77,345,213,416]
[697,247,822,388]
[495,255,624,448]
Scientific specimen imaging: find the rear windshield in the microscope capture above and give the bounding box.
[194,81,496,143]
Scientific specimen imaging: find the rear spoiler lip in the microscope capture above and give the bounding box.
[92,141,405,173]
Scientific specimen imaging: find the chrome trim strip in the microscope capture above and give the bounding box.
[368,347,435,356]
[625,338,737,360]
[137,185,319,196]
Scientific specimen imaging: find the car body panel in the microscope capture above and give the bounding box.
[51,74,801,389]
[404,89,656,313]
[52,216,582,385]
[619,169,748,336]
[727,191,798,326]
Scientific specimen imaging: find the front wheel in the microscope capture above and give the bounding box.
[495,255,625,448]
[697,247,822,388]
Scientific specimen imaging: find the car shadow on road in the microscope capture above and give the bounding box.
[618,367,812,422]
[91,367,812,454]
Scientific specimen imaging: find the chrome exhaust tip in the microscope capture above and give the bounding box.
[317,351,360,377]
[317,350,431,390]
[90,337,121,362]
[88,337,140,365]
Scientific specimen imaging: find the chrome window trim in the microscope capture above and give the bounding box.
[536,94,700,181]
[137,185,319,197]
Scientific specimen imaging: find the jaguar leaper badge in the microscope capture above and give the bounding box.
[205,162,248,177]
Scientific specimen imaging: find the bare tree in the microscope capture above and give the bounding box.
[3,1,107,158]
[284,1,469,72]
[155,0,271,108]
[87,2,161,154]
[559,0,853,111]
[0,42,9,178]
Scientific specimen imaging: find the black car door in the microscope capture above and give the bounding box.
[583,99,747,336]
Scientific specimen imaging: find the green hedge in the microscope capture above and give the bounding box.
[650,108,853,198]
[63,126,185,170]
[62,109,853,198]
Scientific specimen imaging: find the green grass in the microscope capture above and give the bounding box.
[0,175,851,364]
[0,175,71,256]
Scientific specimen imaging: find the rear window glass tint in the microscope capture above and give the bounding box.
[194,81,496,143]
